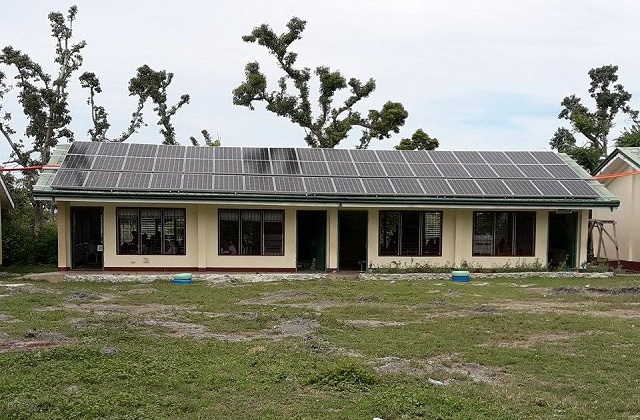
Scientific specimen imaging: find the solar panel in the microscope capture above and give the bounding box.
[437,164,470,178]
[214,159,243,174]
[454,151,485,164]
[323,148,352,162]
[402,150,432,163]
[242,147,269,160]
[124,157,155,172]
[350,149,379,162]
[376,150,406,163]
[91,156,124,171]
[214,174,243,191]
[505,151,538,164]
[303,177,335,193]
[362,178,395,194]
[429,151,458,163]
[184,159,214,173]
[492,165,525,178]
[531,151,564,164]
[156,145,186,158]
[272,160,301,175]
[465,164,498,178]
[532,180,570,196]
[333,177,364,194]
[356,162,387,177]
[478,151,510,164]
[127,143,158,157]
[270,148,297,160]
[243,160,272,174]
[62,154,95,169]
[150,173,182,190]
[186,146,216,159]
[297,148,325,161]
[52,170,88,187]
[98,142,128,156]
[328,161,358,176]
[183,174,213,191]
[69,141,100,155]
[85,171,120,188]
[244,175,275,192]
[504,179,541,196]
[561,180,600,197]
[517,165,553,179]
[476,179,512,196]
[383,162,414,177]
[410,163,442,177]
[545,165,581,179]
[215,147,241,160]
[274,176,305,193]
[153,158,185,173]
[300,161,330,176]
[117,172,151,189]
[448,179,483,195]
[419,178,453,195]
[391,178,423,194]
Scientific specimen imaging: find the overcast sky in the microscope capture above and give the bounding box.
[1,0,639,162]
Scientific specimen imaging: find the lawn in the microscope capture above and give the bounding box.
[1,275,639,419]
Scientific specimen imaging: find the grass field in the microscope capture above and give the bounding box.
[1,275,639,419]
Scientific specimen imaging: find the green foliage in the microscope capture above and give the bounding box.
[190,129,221,147]
[615,124,640,147]
[233,17,433,149]
[306,362,377,392]
[550,65,639,169]
[395,128,439,150]
[1,174,57,266]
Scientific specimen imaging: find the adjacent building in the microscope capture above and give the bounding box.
[0,176,15,265]
[592,147,640,270]
[33,142,618,272]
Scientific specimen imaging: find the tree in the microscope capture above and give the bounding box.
[549,65,639,171]
[615,125,640,147]
[190,129,221,147]
[1,5,207,237]
[395,128,439,150]
[233,17,431,149]
[79,65,191,145]
[0,5,84,233]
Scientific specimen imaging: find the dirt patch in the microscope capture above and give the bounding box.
[0,283,59,296]
[553,287,640,296]
[356,295,381,303]
[492,332,589,349]
[124,287,158,295]
[343,319,407,328]
[0,330,71,354]
[136,316,319,342]
[240,290,311,305]
[369,353,507,385]
[41,303,191,316]
[496,299,640,318]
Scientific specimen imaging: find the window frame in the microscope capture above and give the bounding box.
[472,211,536,257]
[116,207,186,256]
[378,210,443,257]
[218,209,285,256]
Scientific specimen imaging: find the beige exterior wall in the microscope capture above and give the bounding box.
[592,160,637,262]
[57,200,589,270]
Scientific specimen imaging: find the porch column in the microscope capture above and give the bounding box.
[327,207,339,271]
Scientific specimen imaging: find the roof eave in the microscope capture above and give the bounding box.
[33,189,620,209]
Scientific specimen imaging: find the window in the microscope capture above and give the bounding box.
[218,209,284,256]
[379,211,442,256]
[473,211,535,256]
[117,208,186,255]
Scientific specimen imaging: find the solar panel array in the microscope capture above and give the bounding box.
[50,142,602,199]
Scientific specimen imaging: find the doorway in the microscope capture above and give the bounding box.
[548,211,578,269]
[71,207,104,270]
[338,210,368,271]
[296,210,327,271]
